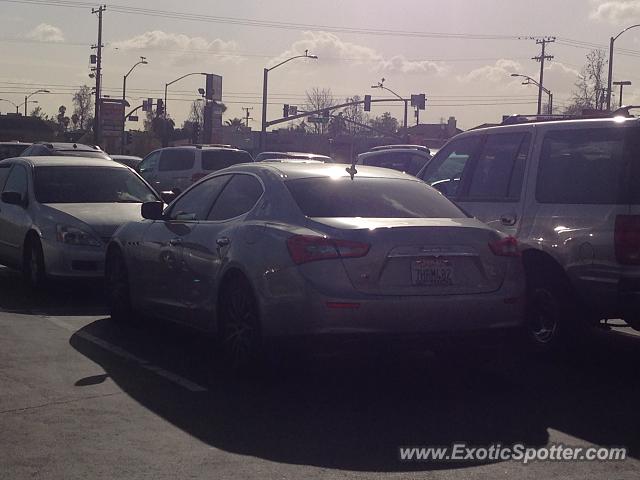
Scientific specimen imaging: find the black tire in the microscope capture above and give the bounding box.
[523,270,588,355]
[23,236,46,291]
[217,275,263,376]
[105,248,134,324]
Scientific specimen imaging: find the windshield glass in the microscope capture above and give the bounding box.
[286,177,466,218]
[34,166,158,203]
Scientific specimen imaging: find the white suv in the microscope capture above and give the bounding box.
[418,115,640,348]
[138,145,253,193]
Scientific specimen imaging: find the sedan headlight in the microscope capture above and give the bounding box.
[56,225,101,247]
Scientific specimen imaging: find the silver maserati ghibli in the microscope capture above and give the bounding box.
[105,163,525,371]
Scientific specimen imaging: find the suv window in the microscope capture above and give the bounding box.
[537,128,627,204]
[139,151,160,175]
[207,174,263,221]
[159,149,195,172]
[361,152,427,176]
[202,150,252,171]
[168,175,231,220]
[466,133,531,201]
[421,136,481,197]
[3,164,28,196]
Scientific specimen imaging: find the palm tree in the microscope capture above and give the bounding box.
[225,117,244,131]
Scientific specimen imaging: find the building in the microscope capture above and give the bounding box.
[406,116,463,149]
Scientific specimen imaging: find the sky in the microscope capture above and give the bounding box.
[1,0,640,131]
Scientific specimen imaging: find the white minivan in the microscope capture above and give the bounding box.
[138,145,253,193]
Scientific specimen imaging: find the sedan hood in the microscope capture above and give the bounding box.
[42,203,143,240]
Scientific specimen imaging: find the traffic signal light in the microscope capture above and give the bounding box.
[283,104,290,117]
[156,99,164,116]
[411,94,426,110]
[125,131,132,144]
[364,94,372,112]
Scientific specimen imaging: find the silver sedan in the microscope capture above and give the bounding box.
[0,156,160,288]
[106,163,525,371]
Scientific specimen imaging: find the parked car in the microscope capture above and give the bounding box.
[418,115,640,348]
[0,156,160,288]
[255,151,333,162]
[0,141,31,161]
[138,145,253,193]
[111,154,142,169]
[105,163,525,372]
[357,145,432,176]
[21,142,111,159]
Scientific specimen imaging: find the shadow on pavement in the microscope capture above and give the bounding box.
[0,266,107,316]
[68,313,640,472]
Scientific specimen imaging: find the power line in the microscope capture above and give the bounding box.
[0,0,527,40]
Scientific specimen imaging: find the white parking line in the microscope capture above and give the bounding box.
[46,316,208,393]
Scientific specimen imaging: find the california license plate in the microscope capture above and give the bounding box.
[411,258,454,286]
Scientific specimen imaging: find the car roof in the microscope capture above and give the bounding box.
[0,141,31,146]
[225,162,415,180]
[33,142,103,151]
[157,145,246,152]
[7,156,129,168]
[110,154,141,160]
[466,116,640,135]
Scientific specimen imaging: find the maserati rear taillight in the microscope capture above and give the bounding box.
[488,236,520,257]
[287,235,370,265]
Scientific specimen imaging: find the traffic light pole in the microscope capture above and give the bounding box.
[266,97,405,128]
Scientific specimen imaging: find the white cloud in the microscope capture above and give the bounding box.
[456,59,523,83]
[111,30,240,65]
[590,0,640,23]
[271,31,449,75]
[25,23,64,43]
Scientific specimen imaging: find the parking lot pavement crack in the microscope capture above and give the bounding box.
[0,391,123,415]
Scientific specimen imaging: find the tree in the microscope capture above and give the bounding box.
[305,87,336,134]
[225,117,244,131]
[56,105,70,133]
[564,49,608,114]
[369,112,399,136]
[340,95,369,135]
[72,85,93,130]
[29,105,47,120]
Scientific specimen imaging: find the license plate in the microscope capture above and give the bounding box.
[411,258,454,286]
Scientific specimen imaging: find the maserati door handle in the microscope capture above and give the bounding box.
[216,237,231,247]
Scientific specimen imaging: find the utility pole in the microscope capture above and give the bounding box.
[242,106,253,128]
[532,37,555,116]
[613,80,632,108]
[92,5,106,146]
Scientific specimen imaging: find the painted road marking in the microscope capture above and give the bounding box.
[46,316,208,393]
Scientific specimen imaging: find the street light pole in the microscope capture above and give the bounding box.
[121,56,148,153]
[607,24,640,111]
[24,89,50,116]
[0,99,20,114]
[510,74,552,114]
[371,79,408,130]
[162,72,207,146]
[260,50,318,151]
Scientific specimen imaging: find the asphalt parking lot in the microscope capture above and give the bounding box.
[1,265,639,479]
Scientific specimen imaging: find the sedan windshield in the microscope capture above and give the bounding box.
[286,177,466,218]
[34,166,158,203]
